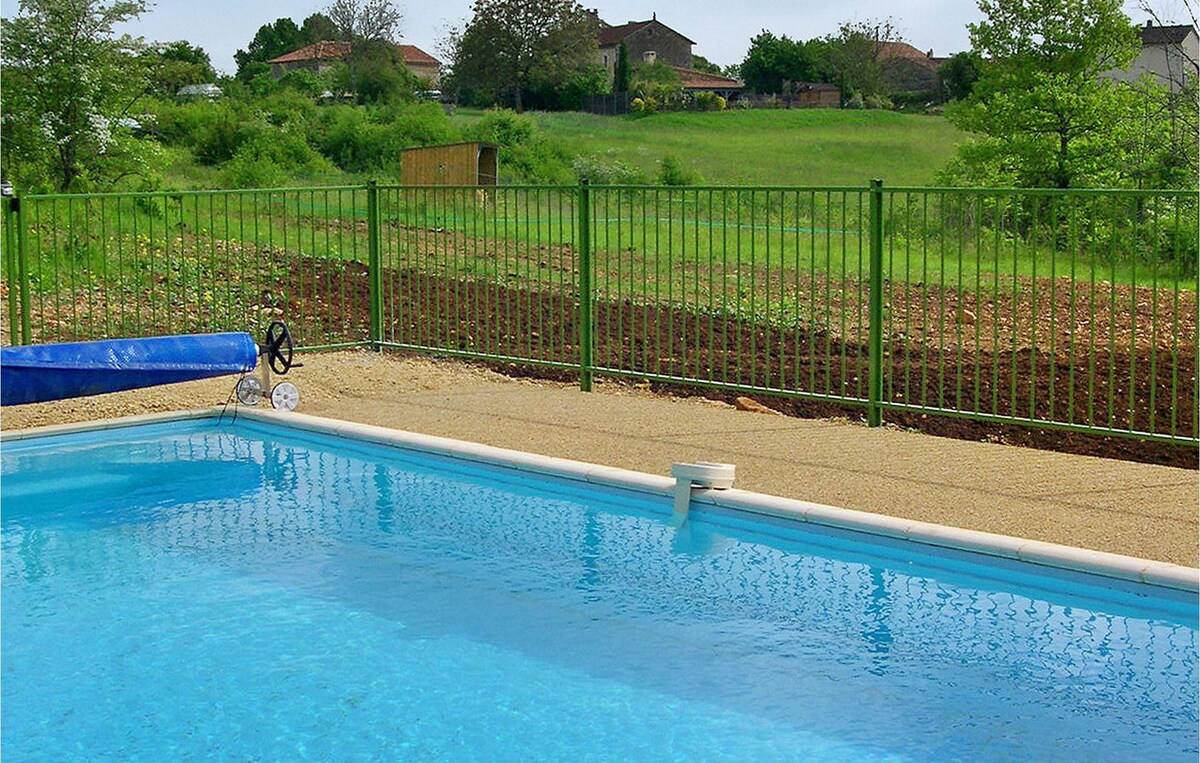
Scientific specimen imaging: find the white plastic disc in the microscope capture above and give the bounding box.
[270,381,300,411]
[236,376,264,406]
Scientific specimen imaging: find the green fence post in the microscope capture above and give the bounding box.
[2,196,16,344]
[867,179,885,427]
[12,195,32,346]
[366,180,383,350]
[578,179,594,391]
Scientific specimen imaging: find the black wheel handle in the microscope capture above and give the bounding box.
[264,321,301,375]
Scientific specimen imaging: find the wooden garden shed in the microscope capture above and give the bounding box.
[400,142,499,186]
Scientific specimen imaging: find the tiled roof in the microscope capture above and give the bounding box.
[876,41,938,68]
[598,19,696,47]
[398,44,440,66]
[268,41,353,64]
[1140,24,1196,45]
[268,41,441,67]
[669,66,742,90]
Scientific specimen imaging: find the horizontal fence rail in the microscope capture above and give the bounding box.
[2,182,1196,446]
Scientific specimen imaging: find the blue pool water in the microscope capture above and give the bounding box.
[2,418,1196,761]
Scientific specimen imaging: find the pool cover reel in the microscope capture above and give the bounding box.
[0,323,301,407]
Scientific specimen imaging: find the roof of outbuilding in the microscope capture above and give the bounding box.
[669,65,742,90]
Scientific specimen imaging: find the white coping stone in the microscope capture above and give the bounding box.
[4,406,1197,594]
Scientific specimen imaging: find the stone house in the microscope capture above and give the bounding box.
[594,12,695,76]
[267,41,442,86]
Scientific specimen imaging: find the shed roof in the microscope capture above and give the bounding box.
[669,65,742,90]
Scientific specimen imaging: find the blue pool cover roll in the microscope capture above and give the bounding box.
[1,333,258,406]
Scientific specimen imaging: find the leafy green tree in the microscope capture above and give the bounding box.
[1,0,161,191]
[690,54,724,76]
[234,18,305,79]
[826,19,897,99]
[348,40,417,103]
[614,42,632,92]
[300,12,340,43]
[449,0,600,111]
[631,60,684,108]
[945,0,1143,188]
[937,51,982,101]
[144,41,218,95]
[740,31,818,93]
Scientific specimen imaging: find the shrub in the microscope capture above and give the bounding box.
[864,94,894,110]
[571,154,648,185]
[693,91,726,111]
[312,102,458,173]
[464,109,572,183]
[630,96,658,114]
[657,154,701,186]
[464,109,536,147]
[219,127,333,187]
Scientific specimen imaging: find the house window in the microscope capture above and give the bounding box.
[603,54,608,66]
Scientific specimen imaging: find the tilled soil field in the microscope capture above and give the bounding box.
[278,258,1197,469]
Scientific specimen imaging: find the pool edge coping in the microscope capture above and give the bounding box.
[4,407,1197,594]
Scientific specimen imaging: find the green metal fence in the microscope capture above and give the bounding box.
[2,182,1196,446]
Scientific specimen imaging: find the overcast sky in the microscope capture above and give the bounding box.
[23,0,1194,76]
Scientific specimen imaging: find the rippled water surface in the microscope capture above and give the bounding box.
[3,419,1196,761]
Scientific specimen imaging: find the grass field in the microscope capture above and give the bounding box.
[514,109,967,186]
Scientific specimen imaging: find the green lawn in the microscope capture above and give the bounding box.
[516,109,966,187]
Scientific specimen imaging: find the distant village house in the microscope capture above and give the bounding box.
[1103,22,1199,93]
[590,12,744,98]
[876,42,946,96]
[267,41,442,86]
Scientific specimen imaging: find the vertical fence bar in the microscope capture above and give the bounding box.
[367,180,383,350]
[867,179,885,427]
[3,197,17,343]
[15,196,31,345]
[578,180,594,391]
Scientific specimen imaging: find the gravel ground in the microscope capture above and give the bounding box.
[3,349,1196,567]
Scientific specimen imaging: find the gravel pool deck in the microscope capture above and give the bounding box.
[3,349,1196,567]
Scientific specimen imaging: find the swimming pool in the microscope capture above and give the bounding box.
[3,411,1196,761]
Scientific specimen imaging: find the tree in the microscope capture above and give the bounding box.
[937,51,982,101]
[613,41,631,92]
[1,0,160,191]
[631,59,683,107]
[234,17,305,79]
[449,0,600,112]
[826,19,898,99]
[300,12,339,43]
[945,0,1144,188]
[326,0,402,43]
[690,54,723,76]
[144,41,218,95]
[347,40,417,103]
[740,31,818,93]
